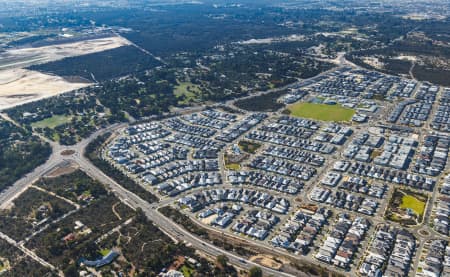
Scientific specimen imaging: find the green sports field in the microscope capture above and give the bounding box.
[287,102,355,122]
[400,195,426,216]
[31,114,73,129]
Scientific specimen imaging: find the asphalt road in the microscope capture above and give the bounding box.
[76,154,295,277]
[0,120,294,277]
[1,54,446,276]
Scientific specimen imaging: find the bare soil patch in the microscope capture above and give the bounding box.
[0,36,130,70]
[46,162,79,178]
[0,36,131,110]
[0,68,90,110]
[249,254,284,270]
[60,150,76,156]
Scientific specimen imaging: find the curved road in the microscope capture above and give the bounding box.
[0,122,294,277]
[0,56,357,275]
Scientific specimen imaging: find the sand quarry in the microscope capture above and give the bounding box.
[0,36,131,110]
[0,68,90,110]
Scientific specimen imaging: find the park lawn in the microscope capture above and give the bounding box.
[180,264,195,277]
[174,81,202,104]
[224,153,243,170]
[389,213,401,221]
[31,114,72,129]
[400,195,426,216]
[52,132,60,141]
[226,163,241,170]
[99,248,111,257]
[238,141,261,154]
[288,102,355,122]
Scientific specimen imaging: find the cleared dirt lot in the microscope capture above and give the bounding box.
[0,36,131,110]
[0,36,131,70]
[249,254,284,270]
[0,68,90,110]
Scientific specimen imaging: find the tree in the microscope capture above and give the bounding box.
[216,255,229,268]
[248,266,262,277]
[63,264,78,277]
